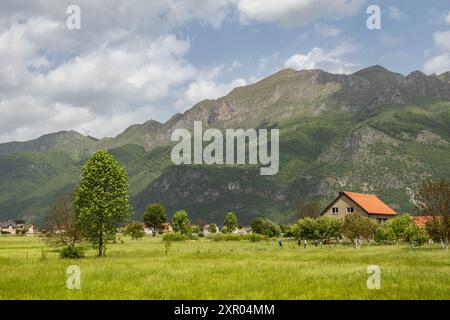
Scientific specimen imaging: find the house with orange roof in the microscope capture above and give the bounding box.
[321,191,397,223]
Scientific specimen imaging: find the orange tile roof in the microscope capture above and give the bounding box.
[343,191,397,215]
[412,216,434,228]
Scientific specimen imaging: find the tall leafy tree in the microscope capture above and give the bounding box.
[416,178,450,250]
[251,218,281,237]
[208,224,218,234]
[223,212,238,233]
[172,210,190,234]
[143,203,167,236]
[340,213,376,249]
[74,150,132,257]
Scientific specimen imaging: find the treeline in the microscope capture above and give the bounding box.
[286,214,428,249]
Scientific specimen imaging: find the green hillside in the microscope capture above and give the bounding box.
[1,66,449,224]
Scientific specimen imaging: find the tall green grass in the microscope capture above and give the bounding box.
[0,236,448,300]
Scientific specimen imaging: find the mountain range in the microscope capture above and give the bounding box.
[1,65,450,225]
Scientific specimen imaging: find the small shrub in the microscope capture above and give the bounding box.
[210,233,267,242]
[163,232,188,242]
[123,221,145,240]
[189,233,200,240]
[210,233,226,241]
[60,245,84,259]
[248,233,264,242]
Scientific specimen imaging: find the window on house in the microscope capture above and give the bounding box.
[332,207,339,214]
[347,207,355,213]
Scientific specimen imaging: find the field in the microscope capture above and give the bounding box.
[0,236,449,300]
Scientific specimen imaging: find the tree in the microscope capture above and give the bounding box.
[208,224,217,234]
[123,222,145,240]
[223,212,238,233]
[143,203,167,236]
[172,210,190,234]
[73,150,132,257]
[251,218,281,237]
[292,217,317,240]
[374,214,418,244]
[45,195,82,248]
[404,224,428,248]
[314,216,342,242]
[416,178,450,250]
[298,201,321,219]
[340,213,376,249]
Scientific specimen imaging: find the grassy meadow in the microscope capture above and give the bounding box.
[0,235,449,300]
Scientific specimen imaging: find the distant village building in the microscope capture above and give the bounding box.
[0,220,39,234]
[160,223,173,233]
[0,220,17,234]
[202,224,219,235]
[321,191,397,223]
[235,227,252,235]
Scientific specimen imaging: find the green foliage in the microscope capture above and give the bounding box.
[208,224,217,234]
[314,217,342,241]
[251,218,281,237]
[374,214,426,246]
[60,245,84,259]
[416,178,450,250]
[73,150,132,257]
[2,236,449,299]
[291,217,341,242]
[374,225,397,243]
[220,226,228,234]
[223,212,238,233]
[143,203,167,236]
[162,232,188,242]
[172,210,190,234]
[15,229,26,236]
[209,233,268,242]
[426,219,447,243]
[248,233,267,242]
[291,217,317,240]
[190,225,201,234]
[188,233,200,240]
[123,221,145,240]
[340,214,377,248]
[388,214,415,240]
[404,224,428,248]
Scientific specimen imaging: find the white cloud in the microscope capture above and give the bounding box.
[388,6,404,20]
[423,30,450,74]
[433,30,450,51]
[237,0,364,27]
[439,10,450,25]
[423,53,450,74]
[284,41,359,74]
[314,23,341,37]
[0,15,214,142]
[175,78,247,111]
[0,0,371,142]
[423,29,450,74]
[446,11,450,24]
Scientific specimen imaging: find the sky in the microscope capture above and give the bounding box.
[0,0,450,143]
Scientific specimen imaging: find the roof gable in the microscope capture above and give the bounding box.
[342,192,397,215]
